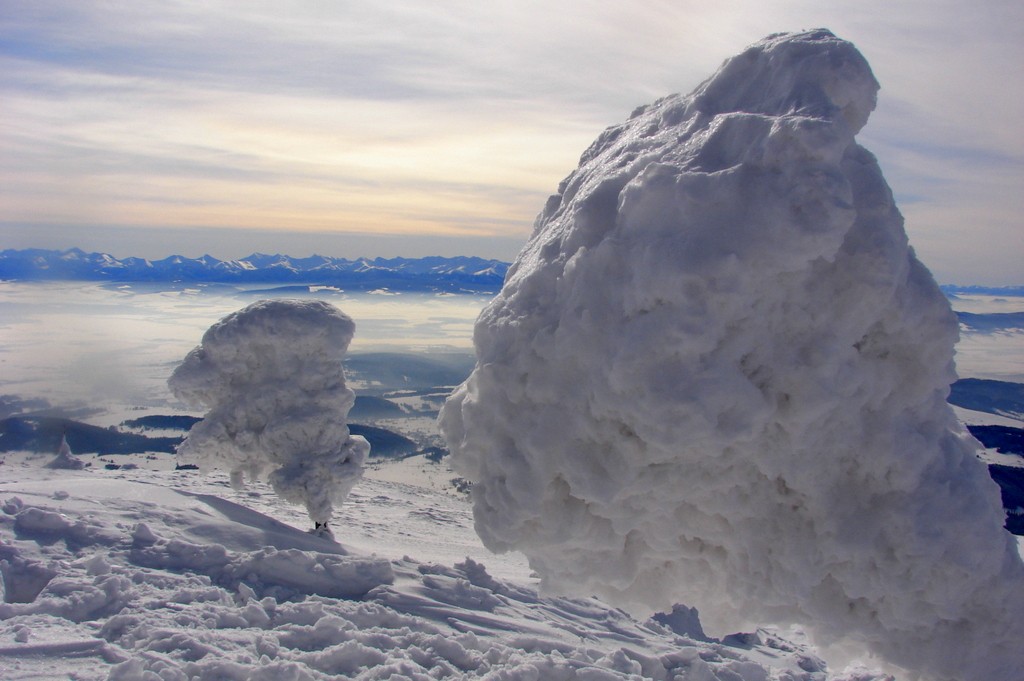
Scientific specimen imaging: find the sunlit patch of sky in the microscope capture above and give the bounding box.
[1,0,1021,284]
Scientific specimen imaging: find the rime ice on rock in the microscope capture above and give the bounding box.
[440,29,1024,681]
[169,299,368,528]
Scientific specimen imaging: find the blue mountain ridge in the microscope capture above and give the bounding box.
[0,248,511,294]
[941,284,1024,298]
[4,249,1023,298]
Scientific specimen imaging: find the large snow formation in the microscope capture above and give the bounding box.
[440,29,1024,681]
[169,299,369,526]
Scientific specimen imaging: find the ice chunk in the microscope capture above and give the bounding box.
[0,554,57,604]
[441,29,1024,681]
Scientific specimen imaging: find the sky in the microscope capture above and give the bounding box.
[0,1,1021,284]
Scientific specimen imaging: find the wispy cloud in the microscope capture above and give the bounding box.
[1,1,1021,281]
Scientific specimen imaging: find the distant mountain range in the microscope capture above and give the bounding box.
[0,248,511,294]
[941,284,1024,297]
[4,249,1023,297]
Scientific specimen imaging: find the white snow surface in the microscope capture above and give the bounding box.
[440,30,1024,681]
[0,453,894,680]
[169,299,369,525]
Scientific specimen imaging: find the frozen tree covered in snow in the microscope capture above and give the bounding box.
[169,299,368,533]
[440,29,1024,681]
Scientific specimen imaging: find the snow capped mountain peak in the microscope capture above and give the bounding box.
[0,249,510,293]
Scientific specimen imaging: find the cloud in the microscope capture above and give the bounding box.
[0,1,1021,281]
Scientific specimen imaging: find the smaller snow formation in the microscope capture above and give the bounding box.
[440,29,1024,681]
[46,435,85,470]
[169,299,368,526]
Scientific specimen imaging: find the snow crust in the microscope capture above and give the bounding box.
[0,457,890,680]
[169,299,369,524]
[440,29,1024,681]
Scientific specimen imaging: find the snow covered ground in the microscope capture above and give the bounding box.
[0,281,1022,680]
[0,278,1021,680]
[1,448,904,681]
[0,290,1021,680]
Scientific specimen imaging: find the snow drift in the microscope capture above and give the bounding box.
[440,29,1024,680]
[1,468,882,680]
[169,299,369,526]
